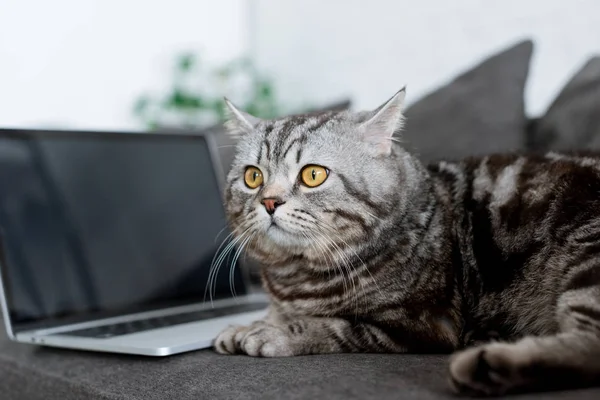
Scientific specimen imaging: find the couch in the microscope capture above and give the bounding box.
[2,39,600,399]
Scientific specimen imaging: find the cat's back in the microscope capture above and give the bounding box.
[429,151,600,286]
[429,151,600,250]
[430,151,600,219]
[459,151,600,242]
[465,151,600,207]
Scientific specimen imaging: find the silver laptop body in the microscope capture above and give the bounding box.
[0,128,268,356]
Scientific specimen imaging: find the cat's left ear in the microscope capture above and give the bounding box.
[223,98,262,136]
[359,87,406,155]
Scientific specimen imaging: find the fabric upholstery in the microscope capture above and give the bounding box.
[2,328,600,399]
[528,57,600,152]
[402,40,533,163]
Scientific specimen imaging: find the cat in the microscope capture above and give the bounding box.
[213,88,600,396]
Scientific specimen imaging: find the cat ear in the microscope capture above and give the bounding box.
[223,97,262,136]
[359,87,406,154]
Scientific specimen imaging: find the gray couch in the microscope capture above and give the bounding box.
[2,40,600,399]
[3,326,600,399]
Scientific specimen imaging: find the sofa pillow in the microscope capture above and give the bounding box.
[528,57,600,152]
[402,40,533,163]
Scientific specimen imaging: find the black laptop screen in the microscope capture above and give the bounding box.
[0,130,246,331]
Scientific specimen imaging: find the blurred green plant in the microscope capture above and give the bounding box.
[133,53,281,130]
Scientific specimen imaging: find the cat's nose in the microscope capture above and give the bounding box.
[261,198,286,215]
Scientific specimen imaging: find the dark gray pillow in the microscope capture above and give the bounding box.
[402,40,533,163]
[528,57,600,152]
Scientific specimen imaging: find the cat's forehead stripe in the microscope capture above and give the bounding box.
[281,136,307,164]
[257,139,271,166]
[307,113,335,133]
[266,112,339,165]
[273,116,310,162]
[272,120,295,161]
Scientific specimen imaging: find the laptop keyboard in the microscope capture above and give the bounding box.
[60,302,268,339]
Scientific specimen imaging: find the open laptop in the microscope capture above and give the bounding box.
[0,128,269,356]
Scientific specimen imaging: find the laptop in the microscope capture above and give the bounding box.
[0,128,269,356]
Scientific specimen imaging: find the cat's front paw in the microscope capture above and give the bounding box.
[214,322,296,357]
[213,320,267,354]
[241,324,295,357]
[448,342,530,396]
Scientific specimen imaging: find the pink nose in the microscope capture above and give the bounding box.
[261,198,285,215]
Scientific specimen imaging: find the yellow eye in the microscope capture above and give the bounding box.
[244,166,263,189]
[300,165,329,188]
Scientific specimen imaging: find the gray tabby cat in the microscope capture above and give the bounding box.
[214,88,600,396]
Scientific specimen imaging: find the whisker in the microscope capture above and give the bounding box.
[314,219,384,313]
[363,209,383,222]
[213,226,253,300]
[291,216,348,294]
[205,231,237,304]
[319,221,384,299]
[308,229,346,294]
[214,225,231,244]
[323,233,360,316]
[299,231,328,281]
[228,231,256,301]
[205,222,254,306]
[314,230,353,299]
[383,136,404,144]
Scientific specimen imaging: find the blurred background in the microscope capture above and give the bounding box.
[1,0,599,132]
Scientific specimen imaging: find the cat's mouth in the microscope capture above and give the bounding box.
[265,219,300,244]
[268,221,286,233]
[268,216,297,233]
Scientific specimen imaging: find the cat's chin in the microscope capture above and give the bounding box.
[267,224,298,247]
[265,224,303,248]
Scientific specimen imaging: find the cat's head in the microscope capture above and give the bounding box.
[223,89,418,264]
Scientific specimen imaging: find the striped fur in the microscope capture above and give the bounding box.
[214,96,600,396]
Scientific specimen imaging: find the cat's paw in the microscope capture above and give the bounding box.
[214,322,295,357]
[240,324,295,357]
[214,321,266,355]
[448,342,530,396]
[214,324,248,354]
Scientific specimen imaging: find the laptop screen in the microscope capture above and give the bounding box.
[0,129,247,332]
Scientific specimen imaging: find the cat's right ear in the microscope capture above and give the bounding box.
[223,98,262,136]
[359,87,406,155]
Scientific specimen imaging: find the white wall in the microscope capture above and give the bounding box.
[0,0,248,130]
[2,1,599,131]
[253,0,600,116]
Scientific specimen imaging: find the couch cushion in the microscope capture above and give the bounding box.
[402,40,533,163]
[528,57,600,152]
